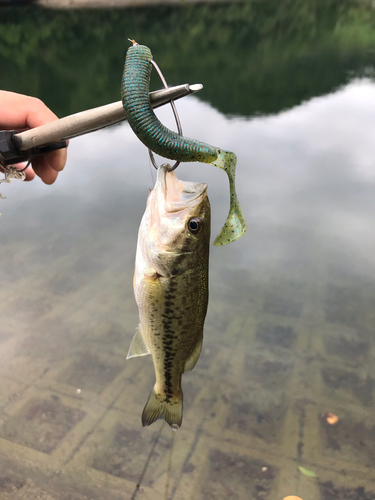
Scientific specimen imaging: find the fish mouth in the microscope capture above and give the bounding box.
[155,164,207,213]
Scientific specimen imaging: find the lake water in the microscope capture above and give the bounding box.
[1,3,375,499]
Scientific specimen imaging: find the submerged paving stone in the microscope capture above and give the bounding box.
[324,285,362,327]
[0,469,25,494]
[183,375,207,411]
[245,354,294,390]
[319,412,375,466]
[321,367,374,405]
[8,296,54,323]
[256,323,297,349]
[323,332,369,361]
[201,449,276,500]
[12,480,56,500]
[194,338,221,371]
[319,481,375,500]
[91,422,168,486]
[0,395,85,454]
[93,322,128,346]
[224,394,287,443]
[263,293,303,318]
[57,353,123,394]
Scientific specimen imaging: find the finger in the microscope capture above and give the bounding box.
[24,166,36,182]
[31,156,59,185]
[0,91,59,130]
[31,146,68,183]
[44,145,68,173]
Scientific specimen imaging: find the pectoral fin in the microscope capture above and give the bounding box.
[127,326,151,359]
[184,338,203,372]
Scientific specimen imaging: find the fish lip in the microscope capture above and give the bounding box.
[156,164,208,213]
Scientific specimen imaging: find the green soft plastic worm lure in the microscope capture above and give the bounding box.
[121,41,246,246]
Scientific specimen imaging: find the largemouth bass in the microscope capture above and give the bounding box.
[127,164,210,429]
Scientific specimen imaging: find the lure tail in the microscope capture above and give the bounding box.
[142,388,183,430]
[210,150,247,246]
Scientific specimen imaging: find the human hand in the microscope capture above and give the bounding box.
[0,90,68,184]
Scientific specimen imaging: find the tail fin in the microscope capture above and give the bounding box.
[141,388,183,430]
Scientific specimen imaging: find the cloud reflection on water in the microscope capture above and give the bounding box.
[3,78,375,275]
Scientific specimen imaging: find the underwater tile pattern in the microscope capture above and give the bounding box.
[0,395,86,454]
[1,237,375,500]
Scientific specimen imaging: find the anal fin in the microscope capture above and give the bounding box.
[184,338,202,372]
[127,326,150,359]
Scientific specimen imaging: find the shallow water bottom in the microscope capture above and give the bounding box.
[0,191,375,500]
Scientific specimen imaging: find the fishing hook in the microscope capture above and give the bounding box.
[0,160,30,200]
[149,59,183,172]
[15,160,31,173]
[0,159,31,175]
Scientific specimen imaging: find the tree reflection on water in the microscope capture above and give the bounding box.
[1,1,375,118]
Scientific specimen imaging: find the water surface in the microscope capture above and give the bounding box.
[1,3,375,499]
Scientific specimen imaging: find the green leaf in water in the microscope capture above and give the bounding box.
[298,466,317,477]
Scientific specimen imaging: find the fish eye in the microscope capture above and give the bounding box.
[187,217,203,235]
